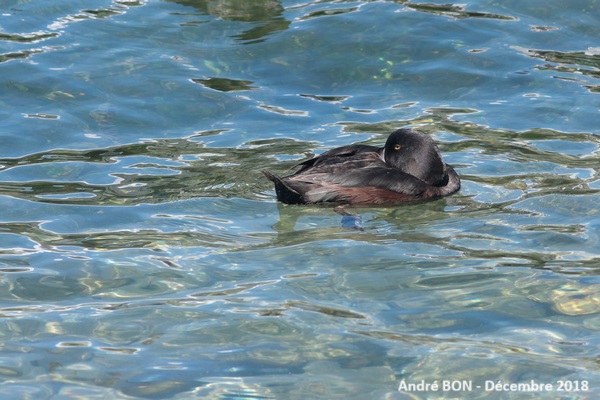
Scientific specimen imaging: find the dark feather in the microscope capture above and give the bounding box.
[294,144,379,173]
[263,129,460,205]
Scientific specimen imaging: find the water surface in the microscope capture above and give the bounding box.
[1,0,599,398]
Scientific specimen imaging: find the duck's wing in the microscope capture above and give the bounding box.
[330,167,428,195]
[294,144,380,174]
[287,162,430,204]
[262,151,382,204]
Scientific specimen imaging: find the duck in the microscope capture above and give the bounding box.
[262,128,460,205]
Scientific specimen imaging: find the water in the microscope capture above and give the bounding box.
[1,0,599,398]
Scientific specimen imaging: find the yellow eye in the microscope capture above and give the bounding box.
[394,144,401,150]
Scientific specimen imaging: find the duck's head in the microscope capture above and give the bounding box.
[381,128,448,186]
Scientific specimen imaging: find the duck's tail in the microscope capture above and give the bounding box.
[261,170,305,204]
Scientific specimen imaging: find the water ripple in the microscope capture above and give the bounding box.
[2,0,600,398]
[397,1,518,21]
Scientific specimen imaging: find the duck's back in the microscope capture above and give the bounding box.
[293,144,380,174]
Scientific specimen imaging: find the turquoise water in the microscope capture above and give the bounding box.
[1,0,599,398]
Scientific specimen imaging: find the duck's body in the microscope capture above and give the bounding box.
[262,128,460,205]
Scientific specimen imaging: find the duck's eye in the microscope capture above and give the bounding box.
[394,144,402,151]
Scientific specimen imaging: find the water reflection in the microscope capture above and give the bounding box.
[516,46,600,93]
[167,0,289,43]
[191,77,257,92]
[2,0,600,397]
[0,133,311,205]
[394,0,517,20]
